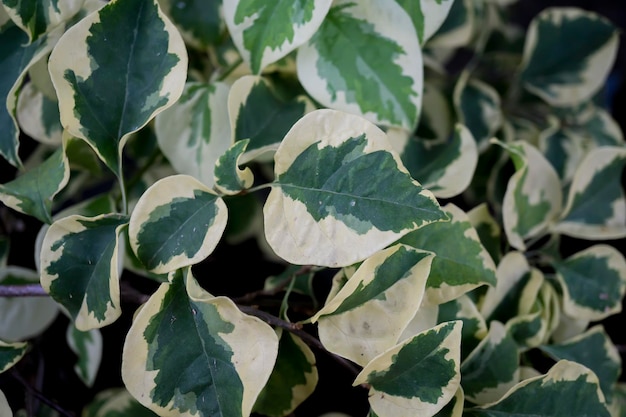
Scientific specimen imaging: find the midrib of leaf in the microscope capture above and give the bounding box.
[118,3,143,141]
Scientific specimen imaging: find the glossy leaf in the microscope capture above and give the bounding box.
[1,0,83,42]
[397,124,478,199]
[253,329,318,417]
[312,244,433,366]
[399,203,497,305]
[16,80,62,145]
[159,0,223,50]
[265,109,446,267]
[434,387,464,417]
[82,387,159,417]
[437,294,488,361]
[467,202,502,264]
[224,0,332,74]
[227,75,315,163]
[297,0,423,130]
[461,321,520,405]
[0,144,69,224]
[465,360,610,417]
[0,23,59,167]
[353,321,462,417]
[129,174,228,274]
[0,339,27,373]
[214,139,254,195]
[0,266,59,342]
[553,146,626,239]
[394,0,454,45]
[553,244,626,321]
[496,140,562,251]
[540,325,621,402]
[40,213,128,330]
[519,7,619,107]
[155,81,231,188]
[122,268,279,417]
[48,0,187,174]
[426,0,474,49]
[66,324,102,387]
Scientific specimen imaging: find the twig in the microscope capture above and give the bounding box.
[0,284,47,297]
[11,370,75,417]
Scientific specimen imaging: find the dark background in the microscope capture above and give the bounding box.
[1,1,626,416]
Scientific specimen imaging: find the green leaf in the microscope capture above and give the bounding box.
[437,294,487,362]
[224,0,332,74]
[394,0,454,45]
[1,0,83,42]
[40,213,128,330]
[158,0,223,50]
[353,321,462,417]
[454,73,502,152]
[253,329,318,417]
[66,324,102,387]
[48,0,187,175]
[128,174,228,274]
[122,268,279,417]
[427,0,474,49]
[0,339,28,373]
[155,81,231,188]
[0,266,59,342]
[297,0,423,130]
[0,145,69,224]
[434,387,464,417]
[519,7,619,107]
[467,202,502,265]
[540,325,621,403]
[265,109,447,267]
[553,146,626,239]
[461,321,520,405]
[495,140,562,251]
[537,117,585,184]
[214,139,254,195]
[83,387,159,417]
[0,389,11,417]
[399,203,497,305]
[553,244,626,321]
[465,360,610,417]
[312,244,433,366]
[227,75,315,163]
[0,23,59,167]
[17,80,62,146]
[397,124,478,199]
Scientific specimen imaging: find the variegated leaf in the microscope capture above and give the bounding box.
[122,268,279,417]
[214,139,254,195]
[66,324,102,387]
[553,244,626,321]
[537,117,585,184]
[399,304,439,342]
[415,81,454,141]
[0,339,27,372]
[467,202,502,264]
[540,325,621,403]
[427,0,474,49]
[434,387,464,417]
[312,244,433,366]
[297,0,423,130]
[16,80,62,145]
[353,321,462,417]
[128,174,228,274]
[519,7,619,107]
[553,146,626,239]
[0,143,69,224]
[399,203,497,305]
[461,321,519,405]
[0,389,11,417]
[396,124,478,199]
[567,106,625,147]
[437,294,488,361]
[1,0,83,42]
[223,0,331,74]
[0,22,60,167]
[227,75,315,163]
[155,81,231,188]
[40,213,128,331]
[465,360,610,417]
[394,0,454,45]
[48,0,187,175]
[265,109,446,267]
[454,73,502,152]
[0,266,59,342]
[495,140,562,251]
[253,329,318,417]
[158,0,223,50]
[83,387,159,417]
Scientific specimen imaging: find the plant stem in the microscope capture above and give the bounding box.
[0,284,47,297]
[11,370,75,417]
[217,56,244,81]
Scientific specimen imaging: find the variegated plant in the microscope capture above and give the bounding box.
[0,0,625,416]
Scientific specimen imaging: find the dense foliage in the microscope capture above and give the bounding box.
[0,0,625,416]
